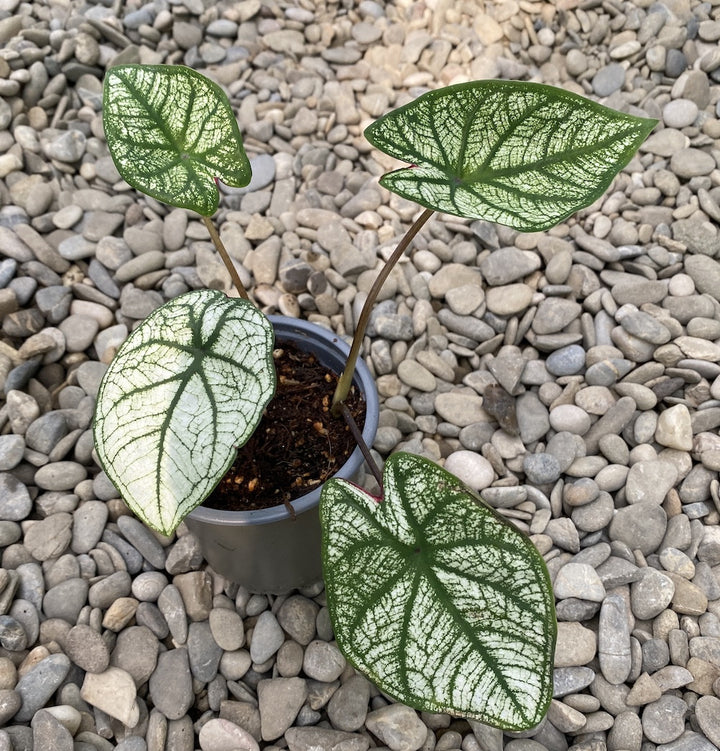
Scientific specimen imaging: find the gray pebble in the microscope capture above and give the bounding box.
[45,130,86,163]
[75,361,108,400]
[583,396,637,454]
[30,709,73,751]
[598,593,632,685]
[58,314,99,352]
[4,359,43,394]
[631,568,675,620]
[685,255,720,301]
[7,600,37,647]
[117,515,166,570]
[643,638,670,673]
[0,615,26,651]
[572,491,614,532]
[695,696,720,747]
[545,517,580,553]
[149,648,193,721]
[610,503,667,556]
[552,666,595,697]
[625,460,678,505]
[0,436,24,472]
[115,251,166,283]
[0,691,22,729]
[14,653,71,722]
[642,694,687,743]
[25,412,68,455]
[545,344,585,376]
[0,522,20,548]
[618,308,672,344]
[65,624,110,673]
[209,607,244,652]
[197,718,257,751]
[111,626,159,686]
[277,640,304,677]
[374,314,414,341]
[532,298,582,335]
[302,640,346,683]
[2,726,30,751]
[277,596,318,646]
[250,610,284,664]
[374,426,403,453]
[88,571,132,609]
[0,474,32,521]
[165,716,194,751]
[285,727,369,751]
[71,501,108,554]
[523,453,562,485]
[549,404,591,435]
[24,513,72,560]
[592,63,625,96]
[57,235,96,261]
[480,247,540,286]
[135,602,170,640]
[102,528,144,574]
[188,620,223,682]
[516,392,550,443]
[327,674,371,732]
[34,461,87,492]
[165,533,203,575]
[158,584,188,644]
[257,677,308,741]
[115,738,147,751]
[555,562,605,602]
[665,49,688,77]
[430,392,484,428]
[16,563,43,612]
[365,703,427,751]
[242,154,276,193]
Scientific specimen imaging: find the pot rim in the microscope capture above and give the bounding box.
[187,315,379,527]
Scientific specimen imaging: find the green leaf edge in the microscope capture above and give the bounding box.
[319,451,557,729]
[364,80,658,231]
[92,290,276,536]
[103,64,252,216]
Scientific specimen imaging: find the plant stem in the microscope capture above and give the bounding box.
[202,215,250,300]
[331,208,434,411]
[338,401,383,492]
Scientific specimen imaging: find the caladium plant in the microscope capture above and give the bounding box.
[94,64,656,729]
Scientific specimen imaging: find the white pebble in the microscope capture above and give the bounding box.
[443,451,494,492]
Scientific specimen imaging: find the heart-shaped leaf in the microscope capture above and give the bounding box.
[365,80,657,231]
[103,64,251,216]
[320,452,556,730]
[93,290,275,535]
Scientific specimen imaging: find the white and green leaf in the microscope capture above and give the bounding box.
[103,64,251,216]
[93,290,275,535]
[365,80,657,231]
[320,452,556,730]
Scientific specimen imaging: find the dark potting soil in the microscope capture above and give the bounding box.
[205,341,366,514]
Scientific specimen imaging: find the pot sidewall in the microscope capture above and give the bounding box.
[185,316,379,594]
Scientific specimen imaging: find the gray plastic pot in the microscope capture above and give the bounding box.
[185,315,379,595]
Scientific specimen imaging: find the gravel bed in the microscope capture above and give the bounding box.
[1,0,720,749]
